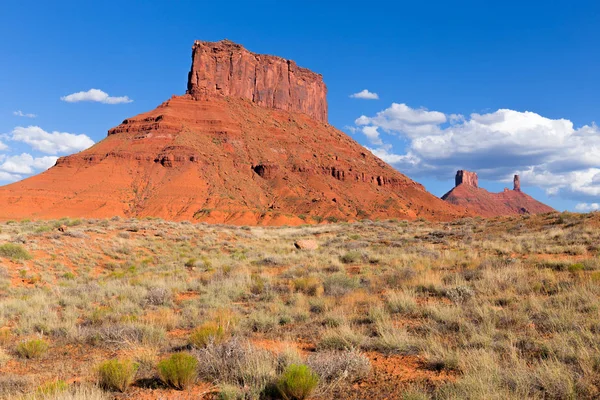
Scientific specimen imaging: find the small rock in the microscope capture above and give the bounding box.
[294,240,318,250]
[58,225,67,232]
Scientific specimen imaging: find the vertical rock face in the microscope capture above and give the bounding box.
[513,174,521,191]
[455,170,478,188]
[187,40,328,123]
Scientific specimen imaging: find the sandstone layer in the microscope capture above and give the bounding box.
[442,170,555,217]
[0,40,471,224]
[187,40,327,123]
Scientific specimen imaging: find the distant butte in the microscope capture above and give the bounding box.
[442,170,555,217]
[0,40,472,224]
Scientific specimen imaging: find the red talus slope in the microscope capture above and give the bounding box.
[0,40,471,224]
[442,170,555,217]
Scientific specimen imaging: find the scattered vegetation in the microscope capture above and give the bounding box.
[0,212,598,398]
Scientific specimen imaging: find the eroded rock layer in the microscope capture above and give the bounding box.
[187,40,328,123]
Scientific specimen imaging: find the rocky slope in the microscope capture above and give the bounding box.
[442,170,555,217]
[0,40,471,224]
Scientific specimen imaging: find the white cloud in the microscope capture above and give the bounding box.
[0,153,57,175]
[361,126,383,145]
[61,88,133,104]
[10,126,95,155]
[13,110,36,118]
[575,203,600,212]
[0,171,22,182]
[356,103,446,138]
[355,103,600,203]
[350,89,379,100]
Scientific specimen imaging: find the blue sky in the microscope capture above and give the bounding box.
[1,0,600,211]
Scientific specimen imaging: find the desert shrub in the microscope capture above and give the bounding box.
[196,338,278,397]
[190,322,226,348]
[36,379,69,396]
[246,312,278,333]
[386,290,417,314]
[444,286,475,304]
[0,243,32,260]
[97,359,138,392]
[292,277,322,296]
[218,384,245,399]
[309,298,327,314]
[322,274,358,296]
[276,364,319,400]
[144,287,172,306]
[0,374,34,397]
[82,323,166,347]
[16,338,48,358]
[340,251,362,264]
[306,350,371,383]
[317,326,364,350]
[157,353,198,390]
[382,267,417,288]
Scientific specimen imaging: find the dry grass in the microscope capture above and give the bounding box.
[0,212,597,398]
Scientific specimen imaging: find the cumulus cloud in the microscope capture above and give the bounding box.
[356,103,446,138]
[10,126,94,155]
[354,103,600,203]
[61,88,133,104]
[361,126,383,145]
[0,153,57,175]
[13,110,36,118]
[350,89,379,100]
[575,203,600,212]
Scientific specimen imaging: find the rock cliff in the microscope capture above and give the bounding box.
[442,170,554,217]
[187,40,328,123]
[455,170,478,188]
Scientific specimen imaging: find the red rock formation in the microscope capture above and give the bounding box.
[455,170,478,188]
[513,174,521,191]
[0,40,472,224]
[187,40,328,123]
[442,170,554,217]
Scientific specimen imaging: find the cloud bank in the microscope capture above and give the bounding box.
[61,88,133,104]
[352,103,600,203]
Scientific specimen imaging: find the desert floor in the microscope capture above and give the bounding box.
[0,212,599,399]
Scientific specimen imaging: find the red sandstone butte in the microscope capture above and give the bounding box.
[187,40,327,123]
[0,40,472,224]
[442,170,555,217]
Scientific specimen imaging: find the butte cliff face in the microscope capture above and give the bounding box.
[442,170,555,217]
[0,40,471,224]
[187,40,327,123]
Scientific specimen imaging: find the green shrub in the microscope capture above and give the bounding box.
[276,364,319,400]
[190,322,226,348]
[97,359,138,392]
[157,353,198,390]
[0,243,32,260]
[568,263,585,273]
[16,338,48,359]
